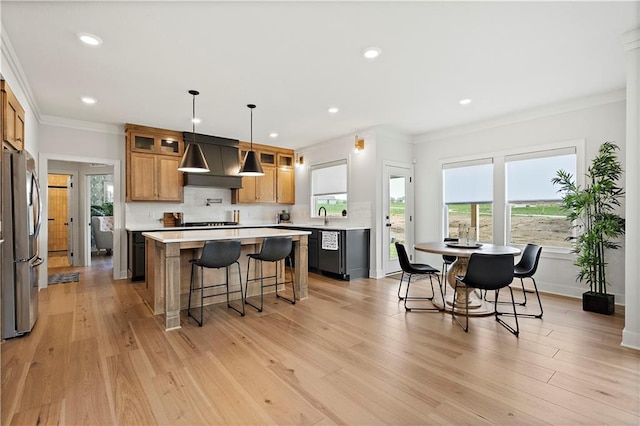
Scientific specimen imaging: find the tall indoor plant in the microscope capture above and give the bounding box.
[552,141,625,314]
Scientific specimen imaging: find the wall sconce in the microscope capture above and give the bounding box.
[354,135,365,153]
[295,153,304,167]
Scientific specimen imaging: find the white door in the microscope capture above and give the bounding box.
[383,164,413,274]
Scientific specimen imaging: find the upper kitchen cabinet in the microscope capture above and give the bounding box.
[233,142,295,204]
[1,81,26,151]
[276,152,295,204]
[125,124,184,202]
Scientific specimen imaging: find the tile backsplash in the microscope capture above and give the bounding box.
[125,187,372,229]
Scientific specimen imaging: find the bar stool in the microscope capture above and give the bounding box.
[187,240,244,326]
[244,236,296,312]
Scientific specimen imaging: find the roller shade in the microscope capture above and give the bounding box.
[443,159,493,204]
[506,148,576,202]
[311,161,347,195]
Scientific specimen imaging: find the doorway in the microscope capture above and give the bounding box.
[88,173,114,265]
[382,163,413,275]
[39,154,122,289]
[47,173,73,267]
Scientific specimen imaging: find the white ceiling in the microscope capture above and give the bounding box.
[2,1,638,149]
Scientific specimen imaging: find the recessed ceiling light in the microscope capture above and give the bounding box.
[77,33,102,46]
[81,96,97,105]
[191,117,201,124]
[362,47,381,59]
[328,107,339,114]
[269,132,278,138]
[459,98,472,105]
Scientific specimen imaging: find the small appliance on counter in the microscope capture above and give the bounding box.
[279,210,291,224]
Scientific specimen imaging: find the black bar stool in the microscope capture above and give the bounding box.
[244,236,295,312]
[187,240,244,326]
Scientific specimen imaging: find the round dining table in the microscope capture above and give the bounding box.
[414,241,521,316]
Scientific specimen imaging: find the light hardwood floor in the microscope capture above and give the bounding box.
[2,261,639,425]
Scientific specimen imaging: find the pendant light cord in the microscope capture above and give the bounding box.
[192,93,196,143]
[250,107,253,149]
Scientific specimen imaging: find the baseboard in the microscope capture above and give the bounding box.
[622,329,640,351]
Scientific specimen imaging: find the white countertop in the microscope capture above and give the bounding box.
[281,223,369,231]
[142,227,311,243]
[128,223,369,232]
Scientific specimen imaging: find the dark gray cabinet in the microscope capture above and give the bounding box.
[318,229,369,280]
[308,229,319,270]
[128,231,146,281]
[286,227,369,280]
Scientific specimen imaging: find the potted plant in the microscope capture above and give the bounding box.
[552,142,625,315]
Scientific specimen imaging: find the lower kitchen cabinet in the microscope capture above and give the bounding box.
[128,231,146,281]
[318,229,370,280]
[286,227,369,280]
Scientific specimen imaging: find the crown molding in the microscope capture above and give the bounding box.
[1,28,42,122]
[40,115,124,135]
[413,89,626,144]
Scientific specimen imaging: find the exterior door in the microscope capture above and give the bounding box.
[383,164,413,274]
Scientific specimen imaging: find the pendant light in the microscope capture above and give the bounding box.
[178,90,210,173]
[239,104,264,176]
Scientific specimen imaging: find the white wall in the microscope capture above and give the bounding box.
[414,97,627,302]
[295,128,415,277]
[48,160,114,266]
[38,123,125,282]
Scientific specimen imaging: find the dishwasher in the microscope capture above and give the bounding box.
[318,230,343,277]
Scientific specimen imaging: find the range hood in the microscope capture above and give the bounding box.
[182,133,243,189]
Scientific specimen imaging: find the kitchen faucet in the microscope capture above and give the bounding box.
[318,206,328,225]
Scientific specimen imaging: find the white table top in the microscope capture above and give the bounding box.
[142,227,311,243]
[414,241,521,257]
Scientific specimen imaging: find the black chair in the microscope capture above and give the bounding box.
[513,244,543,318]
[395,242,443,311]
[441,237,458,297]
[245,237,296,312]
[484,243,543,319]
[452,253,519,336]
[187,240,244,326]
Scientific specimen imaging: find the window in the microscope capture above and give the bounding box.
[311,160,347,217]
[506,148,576,248]
[443,159,493,242]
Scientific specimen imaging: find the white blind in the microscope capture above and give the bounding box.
[443,159,493,204]
[506,149,576,202]
[311,161,347,195]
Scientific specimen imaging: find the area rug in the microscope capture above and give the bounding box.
[48,272,79,285]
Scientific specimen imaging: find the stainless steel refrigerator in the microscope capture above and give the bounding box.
[2,149,43,339]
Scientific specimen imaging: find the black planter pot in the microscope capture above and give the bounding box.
[582,291,615,315]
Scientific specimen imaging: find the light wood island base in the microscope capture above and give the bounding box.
[140,228,310,330]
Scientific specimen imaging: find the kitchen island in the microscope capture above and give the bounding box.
[141,228,310,330]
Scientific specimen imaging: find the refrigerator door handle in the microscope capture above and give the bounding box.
[31,256,44,267]
[32,173,43,239]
